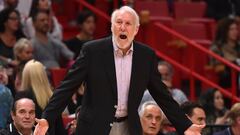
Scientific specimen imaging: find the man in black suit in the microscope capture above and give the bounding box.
[34,6,204,135]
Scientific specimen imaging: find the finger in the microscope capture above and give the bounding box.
[35,118,40,123]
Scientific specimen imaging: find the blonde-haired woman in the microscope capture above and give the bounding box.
[21,59,52,110]
[14,38,33,64]
[19,59,67,135]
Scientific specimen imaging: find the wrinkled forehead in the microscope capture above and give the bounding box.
[114,10,137,24]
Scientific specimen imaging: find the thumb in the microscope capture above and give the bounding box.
[35,118,40,124]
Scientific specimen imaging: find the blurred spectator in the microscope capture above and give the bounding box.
[158,61,188,105]
[65,10,96,59]
[209,17,240,88]
[24,0,62,40]
[0,97,35,135]
[19,59,67,135]
[139,101,164,135]
[199,89,229,134]
[0,8,25,68]
[4,0,18,9]
[13,38,33,64]
[31,9,73,69]
[166,101,206,135]
[213,102,240,135]
[205,0,240,21]
[0,82,13,129]
[13,38,32,92]
[0,65,13,129]
[140,61,188,107]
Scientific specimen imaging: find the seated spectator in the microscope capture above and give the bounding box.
[158,61,188,105]
[0,8,25,68]
[2,0,19,9]
[140,61,188,107]
[24,0,62,40]
[0,97,35,135]
[65,10,96,59]
[20,59,67,135]
[205,0,240,21]
[13,38,33,65]
[209,17,240,88]
[166,101,206,135]
[13,38,33,92]
[0,66,13,129]
[199,89,229,134]
[0,83,13,129]
[213,102,240,135]
[139,101,164,135]
[31,9,73,70]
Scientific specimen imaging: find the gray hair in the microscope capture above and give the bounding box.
[111,6,140,27]
[14,38,32,60]
[158,61,174,78]
[139,101,163,119]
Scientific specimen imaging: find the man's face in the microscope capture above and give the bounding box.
[111,10,139,49]
[189,108,206,125]
[33,12,49,34]
[12,98,36,130]
[81,16,96,36]
[5,0,18,8]
[140,105,162,135]
[158,65,171,82]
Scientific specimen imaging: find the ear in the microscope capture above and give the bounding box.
[11,112,15,121]
[236,116,240,124]
[134,25,139,36]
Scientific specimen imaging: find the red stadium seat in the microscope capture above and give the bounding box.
[174,2,207,19]
[50,68,68,88]
[134,1,170,17]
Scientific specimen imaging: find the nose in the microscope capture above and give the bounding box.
[120,23,126,31]
[151,118,157,124]
[25,113,30,119]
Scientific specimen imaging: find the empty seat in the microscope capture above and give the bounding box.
[134,1,170,17]
[50,68,68,88]
[174,2,207,19]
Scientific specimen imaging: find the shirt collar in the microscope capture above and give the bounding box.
[112,36,134,55]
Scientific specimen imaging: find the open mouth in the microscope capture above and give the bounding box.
[119,34,127,39]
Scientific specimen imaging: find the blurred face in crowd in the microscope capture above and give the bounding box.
[5,0,18,8]
[140,105,162,135]
[0,67,8,85]
[227,23,239,42]
[33,12,49,34]
[188,107,206,126]
[214,91,224,111]
[158,64,171,82]
[38,0,50,10]
[111,10,139,50]
[81,16,96,36]
[18,46,33,61]
[12,98,36,131]
[5,11,20,32]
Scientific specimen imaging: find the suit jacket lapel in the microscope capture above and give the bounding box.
[128,42,142,103]
[102,37,118,102]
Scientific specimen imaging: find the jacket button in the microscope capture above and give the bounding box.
[110,123,113,127]
[114,105,118,109]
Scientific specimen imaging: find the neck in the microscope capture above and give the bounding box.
[227,40,236,47]
[14,123,32,135]
[231,124,240,135]
[35,32,48,43]
[77,32,93,41]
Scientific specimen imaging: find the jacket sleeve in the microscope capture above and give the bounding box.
[42,44,90,125]
[147,51,192,135]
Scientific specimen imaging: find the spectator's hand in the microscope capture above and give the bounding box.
[8,60,19,67]
[184,124,205,135]
[34,118,49,135]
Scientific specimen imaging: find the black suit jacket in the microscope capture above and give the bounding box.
[42,37,192,135]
